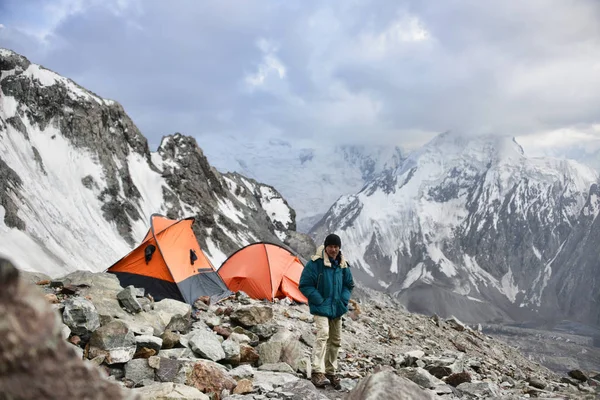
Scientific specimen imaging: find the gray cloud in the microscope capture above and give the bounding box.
[1,0,600,151]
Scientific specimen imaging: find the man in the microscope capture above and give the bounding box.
[299,233,355,390]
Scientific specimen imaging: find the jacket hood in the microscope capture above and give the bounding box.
[311,245,348,268]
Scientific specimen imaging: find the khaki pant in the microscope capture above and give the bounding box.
[311,315,342,374]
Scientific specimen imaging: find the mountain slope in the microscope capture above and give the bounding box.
[0,48,305,277]
[312,132,600,326]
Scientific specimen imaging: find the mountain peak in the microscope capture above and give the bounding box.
[421,131,525,164]
[0,47,114,106]
[312,129,600,327]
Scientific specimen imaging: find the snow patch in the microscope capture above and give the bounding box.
[1,95,19,118]
[204,235,228,269]
[217,197,245,225]
[378,280,391,289]
[0,115,132,276]
[259,186,291,228]
[532,246,542,261]
[500,268,519,303]
[126,150,168,238]
[401,263,433,289]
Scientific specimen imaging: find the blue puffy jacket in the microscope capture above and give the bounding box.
[299,245,354,319]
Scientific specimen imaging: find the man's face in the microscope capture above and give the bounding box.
[325,245,340,260]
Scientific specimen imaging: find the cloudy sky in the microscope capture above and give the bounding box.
[1,0,600,156]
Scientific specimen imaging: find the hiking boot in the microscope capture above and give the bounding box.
[326,373,342,390]
[311,372,327,388]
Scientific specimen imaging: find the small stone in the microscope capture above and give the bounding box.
[445,372,471,387]
[233,379,253,394]
[148,356,160,369]
[527,377,546,389]
[45,293,59,304]
[568,369,588,382]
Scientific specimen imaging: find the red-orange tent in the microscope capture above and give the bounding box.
[107,214,231,304]
[218,243,307,303]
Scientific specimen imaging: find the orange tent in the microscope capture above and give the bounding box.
[218,243,307,303]
[107,214,230,304]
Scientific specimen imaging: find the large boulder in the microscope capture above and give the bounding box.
[347,371,437,400]
[180,360,236,399]
[284,231,316,261]
[230,306,273,327]
[187,330,226,362]
[221,338,241,365]
[117,286,143,314]
[62,297,101,335]
[257,329,302,371]
[124,359,155,386]
[132,382,209,399]
[88,320,136,364]
[0,257,137,400]
[279,379,330,400]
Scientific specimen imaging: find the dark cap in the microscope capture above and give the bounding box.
[324,233,341,248]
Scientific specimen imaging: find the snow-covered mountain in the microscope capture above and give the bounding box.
[312,132,600,327]
[201,136,404,231]
[0,48,311,277]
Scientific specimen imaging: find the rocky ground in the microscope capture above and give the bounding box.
[482,324,600,374]
[4,263,600,400]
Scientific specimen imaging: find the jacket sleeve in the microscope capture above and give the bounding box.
[341,265,355,304]
[299,260,325,305]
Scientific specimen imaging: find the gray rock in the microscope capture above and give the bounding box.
[132,382,209,399]
[117,286,143,313]
[228,364,255,379]
[188,330,226,361]
[231,306,273,327]
[153,299,191,319]
[222,338,241,364]
[229,332,252,344]
[160,330,180,349]
[456,381,501,398]
[231,327,260,346]
[165,314,192,334]
[276,379,330,400]
[300,330,315,348]
[88,320,136,364]
[250,323,279,340]
[346,371,437,400]
[156,357,183,382]
[258,363,295,373]
[0,257,137,400]
[284,231,316,262]
[148,356,161,369]
[404,350,425,367]
[62,297,100,335]
[135,335,163,354]
[18,270,51,285]
[527,376,547,389]
[257,329,302,371]
[568,369,588,382]
[125,359,155,386]
[202,315,222,328]
[61,324,71,340]
[66,342,84,360]
[445,317,466,332]
[158,348,196,359]
[108,366,125,380]
[398,367,445,389]
[252,371,300,392]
